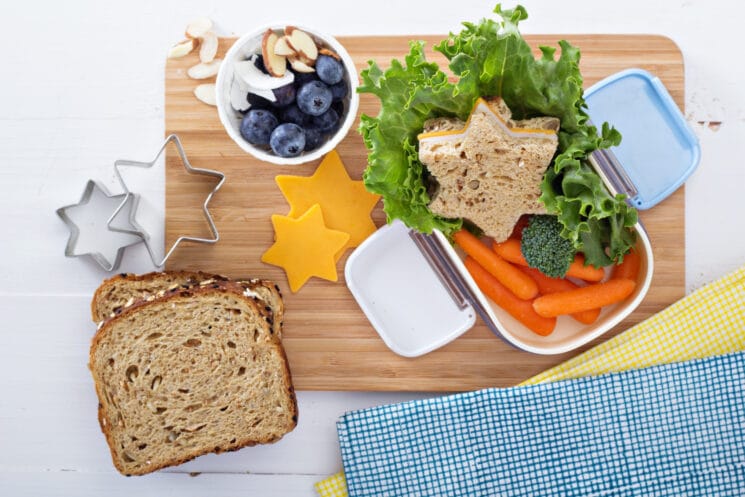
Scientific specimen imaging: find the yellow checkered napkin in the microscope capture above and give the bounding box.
[315,471,348,497]
[315,265,745,497]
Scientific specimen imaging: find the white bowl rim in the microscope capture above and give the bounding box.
[215,24,360,166]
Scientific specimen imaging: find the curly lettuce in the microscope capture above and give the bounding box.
[358,4,637,266]
[359,42,471,234]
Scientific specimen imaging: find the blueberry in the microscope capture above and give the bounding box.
[253,55,268,74]
[329,80,348,101]
[247,92,273,110]
[331,100,345,118]
[304,127,324,152]
[315,55,344,85]
[297,81,333,116]
[280,105,309,126]
[293,71,319,88]
[240,109,279,145]
[311,108,339,133]
[271,83,296,108]
[270,123,306,157]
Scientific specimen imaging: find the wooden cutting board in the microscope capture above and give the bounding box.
[165,34,685,391]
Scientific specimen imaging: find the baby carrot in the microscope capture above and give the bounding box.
[519,266,575,293]
[519,266,601,325]
[570,307,602,325]
[533,279,636,318]
[493,238,606,282]
[492,238,528,265]
[509,215,531,239]
[612,249,641,281]
[566,254,605,282]
[454,230,538,300]
[464,257,556,336]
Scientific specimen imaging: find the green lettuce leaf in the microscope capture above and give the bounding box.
[358,4,637,266]
[359,42,471,234]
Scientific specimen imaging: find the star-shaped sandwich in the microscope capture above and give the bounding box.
[261,204,350,292]
[418,97,560,241]
[275,150,380,254]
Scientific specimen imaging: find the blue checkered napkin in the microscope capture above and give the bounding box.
[338,352,745,497]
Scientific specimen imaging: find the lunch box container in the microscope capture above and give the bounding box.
[345,68,700,356]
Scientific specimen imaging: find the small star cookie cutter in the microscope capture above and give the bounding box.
[56,180,144,271]
[109,134,226,267]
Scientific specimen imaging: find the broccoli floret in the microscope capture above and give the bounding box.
[520,215,576,278]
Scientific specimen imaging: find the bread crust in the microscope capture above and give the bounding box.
[235,279,284,338]
[89,281,297,476]
[91,271,284,337]
[90,271,227,322]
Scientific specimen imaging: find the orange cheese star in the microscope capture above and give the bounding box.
[261,204,350,292]
[275,150,380,253]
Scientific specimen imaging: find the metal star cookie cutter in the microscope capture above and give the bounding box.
[109,134,226,267]
[56,180,144,271]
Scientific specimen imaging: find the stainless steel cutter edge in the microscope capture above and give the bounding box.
[108,134,226,268]
[55,179,143,271]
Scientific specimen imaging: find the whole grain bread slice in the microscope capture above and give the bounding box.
[89,281,297,476]
[91,272,284,338]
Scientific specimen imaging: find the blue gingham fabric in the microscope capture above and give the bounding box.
[337,352,745,497]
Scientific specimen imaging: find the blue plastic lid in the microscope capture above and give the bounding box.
[584,68,700,210]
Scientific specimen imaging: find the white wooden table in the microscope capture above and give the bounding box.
[2,0,744,495]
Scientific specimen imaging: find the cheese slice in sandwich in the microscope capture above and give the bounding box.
[418,97,560,241]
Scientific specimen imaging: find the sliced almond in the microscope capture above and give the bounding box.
[296,52,315,66]
[284,26,318,63]
[234,58,294,90]
[261,29,286,77]
[199,31,218,63]
[288,55,315,73]
[187,59,222,79]
[274,36,296,57]
[168,39,196,59]
[194,84,217,106]
[229,80,250,112]
[319,48,341,61]
[185,17,213,39]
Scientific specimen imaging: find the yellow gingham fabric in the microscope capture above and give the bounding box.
[315,265,745,497]
[314,471,348,497]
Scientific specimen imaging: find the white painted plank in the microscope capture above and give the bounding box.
[0,471,321,497]
[0,296,432,475]
[0,119,164,294]
[685,122,745,291]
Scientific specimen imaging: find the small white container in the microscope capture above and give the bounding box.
[215,25,359,166]
[345,220,477,357]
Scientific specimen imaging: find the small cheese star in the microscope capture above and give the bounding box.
[261,204,350,292]
[275,150,380,253]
